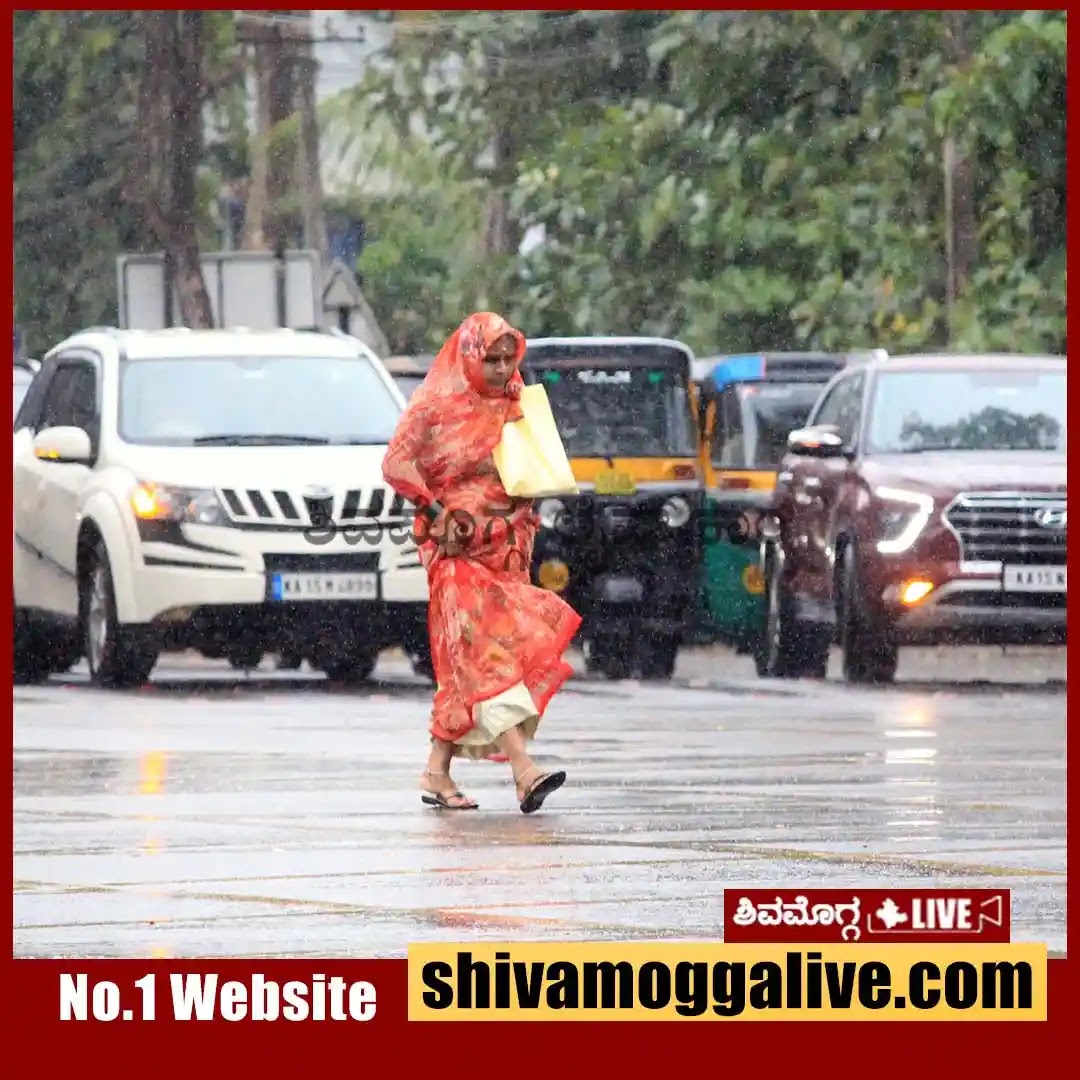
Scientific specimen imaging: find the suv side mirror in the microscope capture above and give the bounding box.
[787,425,847,458]
[33,425,92,465]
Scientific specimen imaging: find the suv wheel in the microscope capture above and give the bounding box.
[756,546,829,679]
[81,540,160,688]
[838,543,898,684]
[14,602,83,684]
[14,609,52,684]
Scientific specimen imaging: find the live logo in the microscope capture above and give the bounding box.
[910,898,975,930]
[723,888,1012,944]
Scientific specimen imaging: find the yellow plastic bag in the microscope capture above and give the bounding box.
[493,384,580,498]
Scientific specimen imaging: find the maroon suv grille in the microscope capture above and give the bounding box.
[944,492,1066,565]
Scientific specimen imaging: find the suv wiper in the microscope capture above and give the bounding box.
[192,434,330,445]
[330,437,393,446]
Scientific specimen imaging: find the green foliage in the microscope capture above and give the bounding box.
[321,67,493,353]
[354,9,1064,358]
[14,10,1065,359]
[14,12,145,349]
[14,11,247,350]
[934,11,1065,352]
[356,190,482,354]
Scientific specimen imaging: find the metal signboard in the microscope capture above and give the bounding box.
[117,250,322,330]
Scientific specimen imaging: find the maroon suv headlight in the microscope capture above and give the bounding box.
[874,486,935,554]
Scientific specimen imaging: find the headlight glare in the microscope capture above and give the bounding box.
[874,486,934,554]
[661,495,691,528]
[131,482,229,526]
[537,498,565,530]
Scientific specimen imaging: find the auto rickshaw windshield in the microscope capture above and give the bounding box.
[720,381,825,469]
[532,363,697,458]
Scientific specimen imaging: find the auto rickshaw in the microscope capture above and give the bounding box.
[520,336,704,680]
[695,352,863,669]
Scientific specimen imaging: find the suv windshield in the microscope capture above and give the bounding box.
[530,363,696,457]
[867,368,1065,453]
[13,367,34,421]
[119,354,401,446]
[738,382,825,467]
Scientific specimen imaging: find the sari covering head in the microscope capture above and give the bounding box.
[382,312,582,751]
[381,311,528,509]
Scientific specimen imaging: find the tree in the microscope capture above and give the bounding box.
[339,10,1064,358]
[14,10,248,344]
[14,12,146,349]
[132,11,215,327]
[510,10,1064,354]
[336,10,668,328]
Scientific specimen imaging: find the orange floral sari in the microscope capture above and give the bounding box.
[382,312,582,746]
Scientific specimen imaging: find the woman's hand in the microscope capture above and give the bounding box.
[422,506,475,556]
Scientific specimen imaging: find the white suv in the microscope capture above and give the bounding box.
[13,327,429,687]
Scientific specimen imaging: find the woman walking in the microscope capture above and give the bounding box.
[382,312,581,813]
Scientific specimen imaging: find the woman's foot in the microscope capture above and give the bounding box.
[513,764,567,814]
[420,768,478,810]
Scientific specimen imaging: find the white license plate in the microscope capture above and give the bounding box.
[1002,565,1066,593]
[269,572,377,601]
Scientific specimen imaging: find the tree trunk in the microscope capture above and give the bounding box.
[242,21,275,250]
[135,11,214,327]
[483,122,516,258]
[241,13,299,253]
[482,46,520,261]
[943,11,977,338]
[169,11,214,327]
[294,13,328,258]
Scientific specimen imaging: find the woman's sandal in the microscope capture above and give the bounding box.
[420,768,478,810]
[514,766,566,815]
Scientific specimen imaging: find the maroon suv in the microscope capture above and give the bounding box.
[758,353,1066,683]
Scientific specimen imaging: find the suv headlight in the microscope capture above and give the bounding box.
[661,495,691,528]
[130,482,230,527]
[874,486,934,553]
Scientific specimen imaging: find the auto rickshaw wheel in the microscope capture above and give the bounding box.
[584,636,632,680]
[640,638,678,680]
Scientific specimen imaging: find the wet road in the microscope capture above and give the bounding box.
[14,647,1066,958]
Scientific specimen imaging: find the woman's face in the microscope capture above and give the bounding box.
[481,333,519,390]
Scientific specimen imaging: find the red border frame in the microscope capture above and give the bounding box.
[7,1,1074,1067]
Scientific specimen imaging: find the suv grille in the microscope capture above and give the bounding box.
[944,491,1066,564]
[218,486,411,528]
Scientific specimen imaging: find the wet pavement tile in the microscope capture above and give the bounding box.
[14,654,1066,958]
